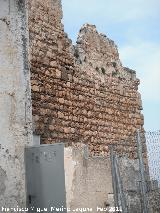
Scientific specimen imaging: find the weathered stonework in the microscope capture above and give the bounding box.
[75,24,137,82]
[28,0,144,157]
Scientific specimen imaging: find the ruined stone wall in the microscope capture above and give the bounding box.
[29,0,144,157]
[0,0,32,207]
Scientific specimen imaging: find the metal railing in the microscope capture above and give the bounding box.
[145,130,160,187]
[110,130,160,213]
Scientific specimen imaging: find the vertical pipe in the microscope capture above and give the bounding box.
[136,130,148,213]
[114,155,128,213]
[110,146,119,209]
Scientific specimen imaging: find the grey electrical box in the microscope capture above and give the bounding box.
[25,143,66,213]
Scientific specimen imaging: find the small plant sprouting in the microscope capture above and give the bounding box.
[74,49,79,59]
[96,67,99,72]
[101,67,106,75]
[112,70,118,77]
[112,62,117,68]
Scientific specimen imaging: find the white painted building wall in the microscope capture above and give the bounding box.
[0,0,32,208]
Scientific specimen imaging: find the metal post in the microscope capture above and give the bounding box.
[136,130,148,213]
[114,155,128,213]
[110,146,119,210]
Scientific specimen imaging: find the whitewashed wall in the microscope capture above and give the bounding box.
[0,0,32,207]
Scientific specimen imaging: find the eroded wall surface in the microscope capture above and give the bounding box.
[64,147,160,213]
[64,147,113,212]
[118,157,160,213]
[0,0,32,207]
[29,0,144,157]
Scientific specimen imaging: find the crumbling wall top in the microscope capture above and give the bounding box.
[74,23,137,82]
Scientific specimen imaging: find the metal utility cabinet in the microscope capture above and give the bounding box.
[25,143,66,212]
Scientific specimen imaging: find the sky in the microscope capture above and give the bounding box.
[62,0,160,131]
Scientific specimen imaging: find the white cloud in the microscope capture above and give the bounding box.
[119,42,160,102]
